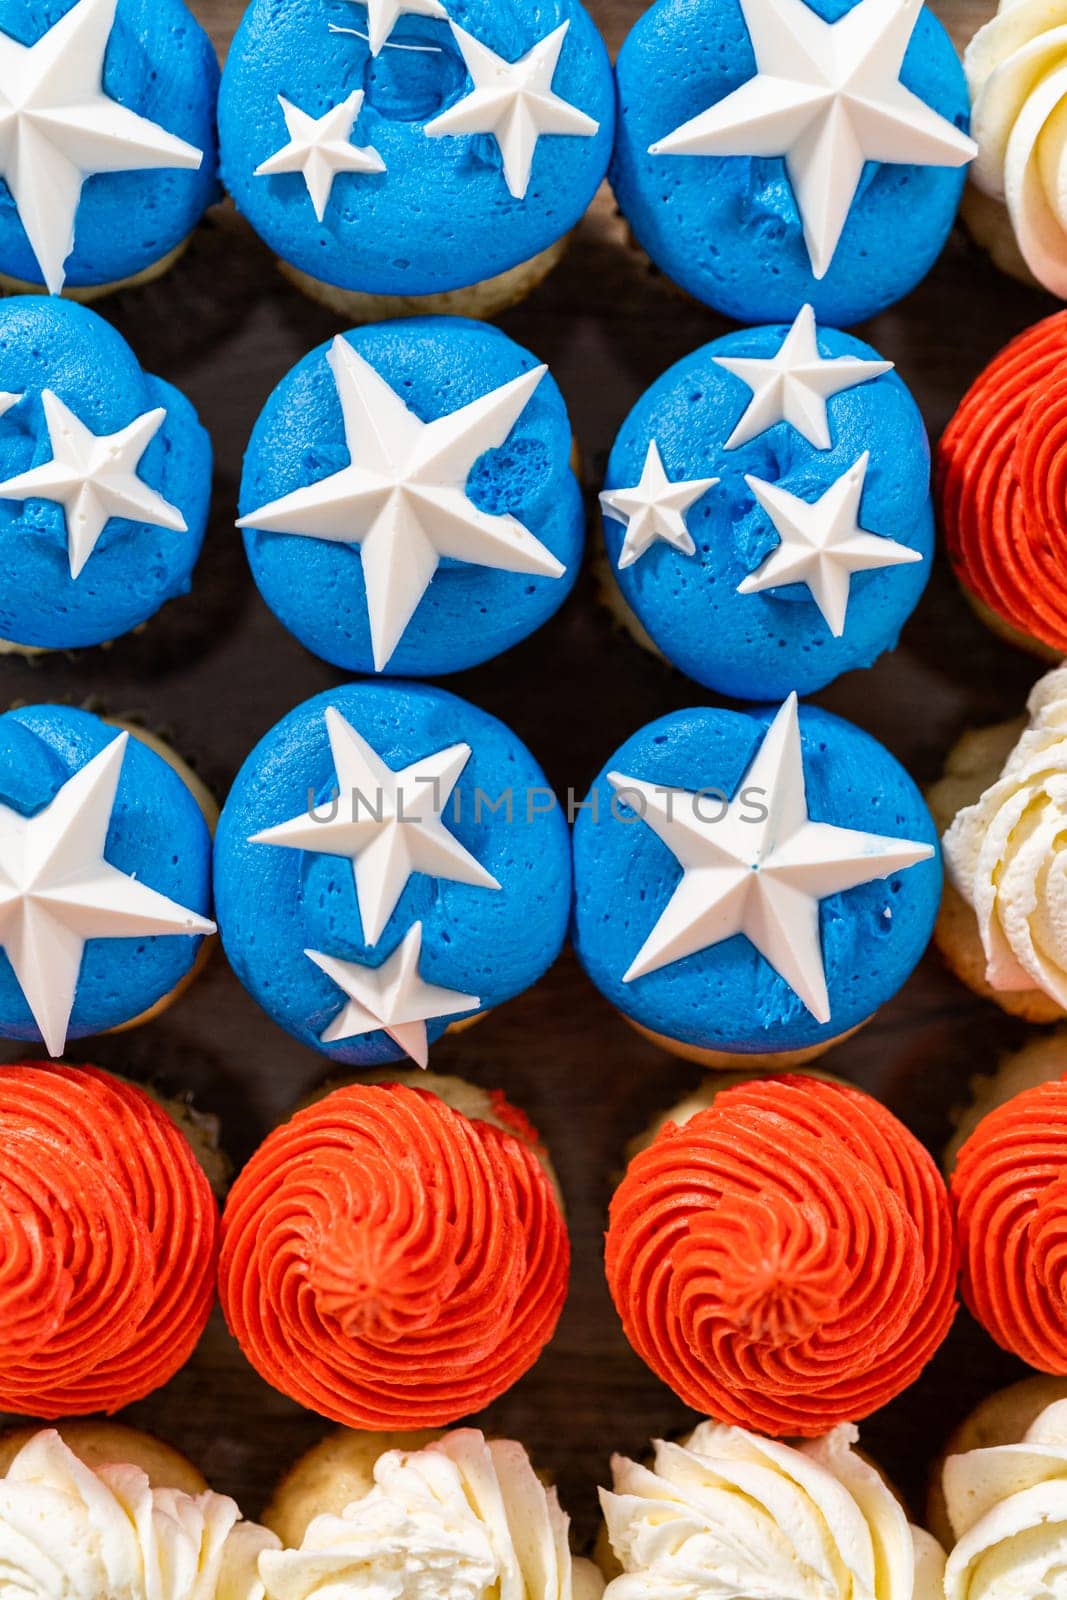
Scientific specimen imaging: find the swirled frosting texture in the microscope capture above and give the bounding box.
[605,1077,957,1435]
[219,1083,569,1427]
[0,1063,219,1417]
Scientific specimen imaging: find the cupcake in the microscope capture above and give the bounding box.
[610,0,976,327]
[0,0,219,299]
[571,695,941,1067]
[0,1063,220,1417]
[599,309,931,700]
[218,0,614,321]
[214,681,570,1067]
[237,318,582,678]
[945,1030,1067,1171]
[218,1077,569,1428]
[0,297,211,653]
[605,1075,958,1435]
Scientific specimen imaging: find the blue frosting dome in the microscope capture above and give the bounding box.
[214,681,572,1067]
[0,297,212,650]
[218,0,614,295]
[239,316,583,677]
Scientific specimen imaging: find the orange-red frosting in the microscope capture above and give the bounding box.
[218,1082,569,1428]
[938,310,1067,651]
[0,1062,219,1417]
[605,1076,958,1436]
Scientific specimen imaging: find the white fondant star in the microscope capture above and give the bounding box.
[713,305,893,451]
[0,0,204,294]
[0,390,186,579]
[738,453,921,636]
[0,393,21,419]
[600,441,718,570]
[306,921,479,1065]
[649,0,976,278]
[238,336,565,672]
[610,694,932,1022]
[0,731,215,1057]
[424,21,599,200]
[336,0,447,57]
[254,93,385,221]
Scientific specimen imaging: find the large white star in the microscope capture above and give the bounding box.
[334,0,447,57]
[600,441,718,570]
[610,694,933,1023]
[254,93,385,222]
[713,305,893,451]
[649,0,976,278]
[424,21,599,200]
[738,452,922,636]
[0,0,204,294]
[306,921,480,1065]
[251,704,499,947]
[0,390,187,579]
[237,337,565,673]
[0,731,215,1056]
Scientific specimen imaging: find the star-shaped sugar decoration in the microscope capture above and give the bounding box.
[600,441,718,570]
[738,453,922,636]
[424,21,599,200]
[610,694,933,1023]
[713,305,893,451]
[252,705,499,946]
[0,393,21,420]
[254,92,385,221]
[649,0,976,278]
[335,0,447,57]
[238,336,565,673]
[306,921,479,1065]
[0,0,204,294]
[0,731,215,1057]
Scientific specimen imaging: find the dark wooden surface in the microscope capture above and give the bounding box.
[0,0,1053,1547]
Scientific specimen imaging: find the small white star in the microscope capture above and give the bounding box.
[254,92,385,222]
[335,0,447,57]
[738,453,922,636]
[0,391,187,580]
[600,441,718,570]
[649,0,976,278]
[610,694,933,1022]
[424,21,599,200]
[306,921,480,1066]
[713,305,893,451]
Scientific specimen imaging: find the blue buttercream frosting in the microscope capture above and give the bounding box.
[0,704,214,1046]
[240,316,583,676]
[0,297,212,650]
[602,321,933,700]
[611,0,972,326]
[218,0,614,295]
[572,702,941,1056]
[214,681,572,1066]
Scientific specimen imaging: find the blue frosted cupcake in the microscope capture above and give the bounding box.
[215,682,571,1068]
[572,695,941,1066]
[599,308,933,700]
[612,0,976,326]
[0,704,216,1057]
[0,0,220,299]
[218,0,613,319]
[238,316,582,676]
[0,298,211,653]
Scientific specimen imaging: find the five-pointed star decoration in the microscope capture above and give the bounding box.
[0,0,204,295]
[648,0,977,279]
[238,337,566,672]
[713,304,893,451]
[600,440,719,570]
[0,393,21,420]
[738,452,922,637]
[424,21,599,200]
[0,391,187,580]
[251,704,500,946]
[333,0,447,57]
[609,694,933,1023]
[306,921,480,1065]
[254,92,385,221]
[0,732,215,1057]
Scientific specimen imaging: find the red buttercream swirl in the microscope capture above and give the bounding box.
[0,1062,219,1417]
[938,310,1067,650]
[952,1078,1067,1372]
[218,1082,569,1427]
[605,1076,958,1436]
